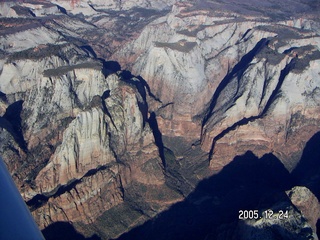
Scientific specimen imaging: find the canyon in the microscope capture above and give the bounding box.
[0,0,320,239]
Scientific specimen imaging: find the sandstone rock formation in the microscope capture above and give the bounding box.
[232,202,317,240]
[287,186,320,232]
[112,1,320,173]
[0,0,320,239]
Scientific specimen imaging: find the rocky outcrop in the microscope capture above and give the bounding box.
[112,1,320,174]
[233,202,317,240]
[0,0,320,239]
[230,186,320,239]
[287,186,320,232]
[0,8,177,235]
[52,0,176,12]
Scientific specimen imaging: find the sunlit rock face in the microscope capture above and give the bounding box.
[0,7,171,236]
[112,1,320,172]
[231,203,317,240]
[0,0,320,239]
[227,186,320,240]
[287,186,320,232]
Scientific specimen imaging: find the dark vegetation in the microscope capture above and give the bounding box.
[205,0,320,19]
[7,43,68,62]
[154,41,197,53]
[43,61,102,77]
[116,151,294,240]
[177,25,207,37]
[292,47,320,73]
[201,38,270,159]
[88,7,170,54]
[116,131,320,240]
[1,4,318,238]
[208,56,295,161]
[0,18,40,31]
[201,38,269,129]
[257,45,286,65]
[26,164,114,211]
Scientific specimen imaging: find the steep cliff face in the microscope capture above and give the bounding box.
[30,72,169,231]
[0,6,178,237]
[112,1,320,173]
[287,186,320,232]
[0,42,179,237]
[1,0,320,239]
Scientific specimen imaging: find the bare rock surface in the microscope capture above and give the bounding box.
[112,1,320,174]
[0,0,320,239]
[232,202,317,240]
[287,186,320,232]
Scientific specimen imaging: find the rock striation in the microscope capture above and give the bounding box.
[287,186,320,232]
[0,6,178,236]
[112,1,320,173]
[0,0,320,239]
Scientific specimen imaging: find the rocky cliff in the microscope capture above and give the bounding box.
[1,0,320,239]
[112,1,320,172]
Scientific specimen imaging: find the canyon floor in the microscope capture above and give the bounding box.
[1,0,320,239]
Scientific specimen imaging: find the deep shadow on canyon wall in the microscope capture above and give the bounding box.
[292,132,320,200]
[41,131,320,240]
[115,151,294,240]
[115,131,320,240]
[40,58,320,240]
[42,221,101,240]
